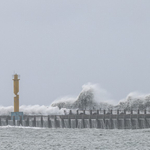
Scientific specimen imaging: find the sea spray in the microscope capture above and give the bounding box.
[1,83,150,115]
[0,105,68,116]
[51,83,114,110]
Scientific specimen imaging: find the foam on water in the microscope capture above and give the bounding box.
[0,127,150,150]
[0,125,43,130]
[0,105,68,115]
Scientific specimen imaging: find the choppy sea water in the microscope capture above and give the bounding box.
[0,127,150,150]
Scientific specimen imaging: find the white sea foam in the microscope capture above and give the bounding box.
[0,105,68,116]
[0,127,150,150]
[0,125,43,129]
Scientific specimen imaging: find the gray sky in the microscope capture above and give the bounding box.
[0,0,150,106]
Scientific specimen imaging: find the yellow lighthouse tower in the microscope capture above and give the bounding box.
[11,74,23,121]
[13,74,19,112]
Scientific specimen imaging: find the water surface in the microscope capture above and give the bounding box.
[0,126,150,150]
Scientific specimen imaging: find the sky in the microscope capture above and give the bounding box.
[0,0,150,106]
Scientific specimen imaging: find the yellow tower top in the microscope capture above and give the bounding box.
[13,74,20,95]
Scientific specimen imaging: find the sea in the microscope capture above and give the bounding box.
[0,126,150,150]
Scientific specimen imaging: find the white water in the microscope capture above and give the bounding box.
[0,126,150,150]
[1,83,150,115]
[0,105,68,116]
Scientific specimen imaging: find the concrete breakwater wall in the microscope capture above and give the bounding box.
[0,110,150,129]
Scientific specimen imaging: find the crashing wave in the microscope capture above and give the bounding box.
[51,84,150,111]
[51,83,113,110]
[0,105,67,116]
[116,92,150,110]
[1,83,150,115]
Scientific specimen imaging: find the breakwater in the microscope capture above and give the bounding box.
[0,110,150,129]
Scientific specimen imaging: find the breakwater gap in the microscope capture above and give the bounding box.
[1,110,150,129]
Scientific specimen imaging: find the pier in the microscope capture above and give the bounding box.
[0,109,150,129]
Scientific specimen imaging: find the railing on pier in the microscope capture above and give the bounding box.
[0,109,150,129]
[64,109,149,115]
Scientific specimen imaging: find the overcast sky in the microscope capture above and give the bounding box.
[0,0,150,106]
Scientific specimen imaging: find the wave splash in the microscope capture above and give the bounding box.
[1,83,150,115]
[0,105,67,116]
[51,83,150,111]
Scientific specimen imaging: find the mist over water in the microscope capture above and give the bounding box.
[1,83,150,115]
